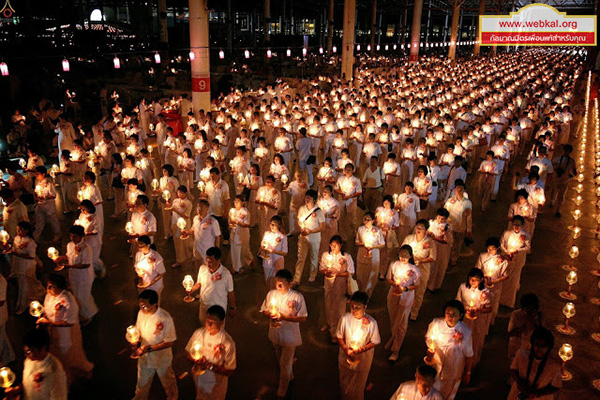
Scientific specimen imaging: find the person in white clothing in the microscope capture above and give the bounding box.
[0,273,14,366]
[385,245,420,361]
[33,166,61,243]
[189,247,236,323]
[134,236,166,299]
[390,364,443,400]
[260,269,308,399]
[187,200,221,267]
[53,225,98,325]
[186,305,236,400]
[292,190,325,286]
[320,235,355,341]
[228,195,252,273]
[424,300,473,400]
[75,200,105,278]
[443,181,472,265]
[508,327,561,400]
[5,329,67,400]
[336,291,381,400]
[131,289,178,400]
[260,216,288,289]
[6,221,45,315]
[37,274,94,385]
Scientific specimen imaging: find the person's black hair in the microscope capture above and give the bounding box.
[177,185,188,193]
[209,167,220,175]
[485,237,501,249]
[23,328,51,351]
[515,189,529,201]
[305,189,318,201]
[416,219,429,230]
[329,235,345,255]
[127,178,138,186]
[70,224,86,237]
[17,221,33,237]
[137,235,151,246]
[206,305,226,322]
[80,199,96,214]
[398,244,415,264]
[416,364,437,381]
[436,207,450,218]
[139,289,159,305]
[520,293,540,310]
[138,195,149,205]
[206,246,222,260]
[512,215,525,225]
[467,268,486,290]
[350,291,369,306]
[162,164,174,177]
[47,273,67,290]
[443,299,465,320]
[0,188,14,199]
[275,269,293,282]
[526,327,554,385]
[35,166,47,175]
[84,171,96,183]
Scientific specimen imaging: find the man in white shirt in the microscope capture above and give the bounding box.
[444,182,472,266]
[6,329,67,400]
[335,164,362,244]
[132,289,178,400]
[260,269,308,399]
[390,364,443,400]
[33,166,61,243]
[129,195,158,256]
[293,190,326,286]
[186,305,236,400]
[202,168,231,245]
[190,247,236,323]
[362,156,384,213]
[189,200,221,266]
[0,188,29,239]
[296,128,315,186]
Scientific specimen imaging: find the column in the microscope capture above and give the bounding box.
[409,0,424,62]
[341,0,356,80]
[189,0,211,114]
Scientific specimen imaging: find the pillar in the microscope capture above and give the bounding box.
[399,8,407,44]
[473,0,485,56]
[341,0,356,80]
[448,0,461,60]
[370,0,377,55]
[264,0,271,43]
[189,0,211,114]
[409,0,424,62]
[158,0,168,45]
[327,0,335,53]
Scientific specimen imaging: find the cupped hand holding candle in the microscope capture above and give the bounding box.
[29,301,43,318]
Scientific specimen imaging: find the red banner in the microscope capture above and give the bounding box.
[481,31,595,45]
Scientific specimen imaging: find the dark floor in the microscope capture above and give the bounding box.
[3,136,599,400]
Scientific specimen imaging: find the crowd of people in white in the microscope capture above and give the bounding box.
[0,48,584,399]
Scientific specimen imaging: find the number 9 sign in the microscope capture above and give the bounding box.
[192,77,210,93]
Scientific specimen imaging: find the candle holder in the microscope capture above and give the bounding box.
[571,226,581,240]
[0,367,15,389]
[568,210,582,231]
[556,302,576,335]
[424,335,436,364]
[125,325,141,359]
[189,341,207,376]
[177,218,188,240]
[559,271,578,300]
[558,344,573,381]
[29,301,43,318]
[151,179,159,197]
[162,191,172,210]
[182,275,195,302]
[562,245,579,272]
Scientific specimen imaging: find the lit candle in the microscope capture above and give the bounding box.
[182,274,195,302]
[125,222,133,235]
[189,341,203,361]
[0,231,9,245]
[125,325,141,344]
[162,190,171,202]
[47,247,59,261]
[29,301,43,318]
[281,174,288,185]
[0,367,15,389]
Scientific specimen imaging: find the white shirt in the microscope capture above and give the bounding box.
[319,251,355,275]
[131,210,158,236]
[297,204,325,240]
[43,291,79,348]
[206,179,230,217]
[390,381,443,400]
[136,307,177,368]
[66,241,94,288]
[134,249,166,294]
[192,214,221,257]
[22,353,68,400]
[335,175,362,207]
[196,264,234,311]
[444,196,472,233]
[336,312,381,368]
[398,193,420,227]
[425,318,474,380]
[260,289,308,347]
[363,167,384,189]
